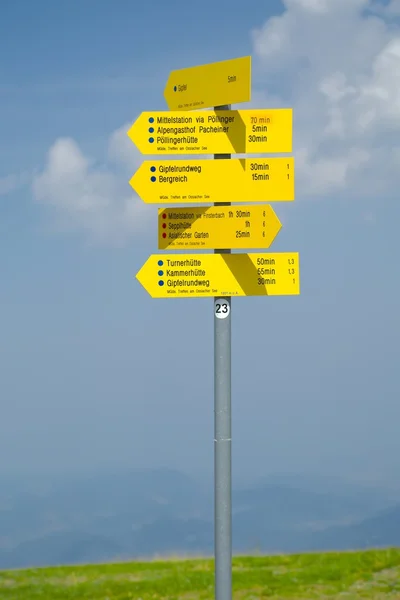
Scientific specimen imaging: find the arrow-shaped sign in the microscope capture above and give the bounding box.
[163,56,251,111]
[136,253,300,298]
[130,157,294,204]
[158,205,282,250]
[127,109,293,155]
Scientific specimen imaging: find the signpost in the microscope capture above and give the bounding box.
[158,205,282,250]
[127,108,293,155]
[164,56,251,110]
[135,252,300,298]
[130,157,295,204]
[127,56,299,600]
[213,103,232,600]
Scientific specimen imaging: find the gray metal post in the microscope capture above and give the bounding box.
[214,103,232,600]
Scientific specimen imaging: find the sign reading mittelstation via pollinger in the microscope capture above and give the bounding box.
[127,109,292,155]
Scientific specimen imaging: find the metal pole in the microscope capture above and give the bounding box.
[214,103,232,600]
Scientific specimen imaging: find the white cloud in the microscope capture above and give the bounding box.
[0,171,32,196]
[32,122,150,245]
[107,123,142,168]
[252,0,400,199]
[372,0,400,16]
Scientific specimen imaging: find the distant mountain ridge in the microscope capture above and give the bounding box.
[0,468,398,569]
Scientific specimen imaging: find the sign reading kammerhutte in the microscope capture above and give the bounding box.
[136,253,300,298]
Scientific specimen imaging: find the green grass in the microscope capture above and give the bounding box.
[1,548,400,599]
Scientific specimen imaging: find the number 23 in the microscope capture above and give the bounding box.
[215,303,228,314]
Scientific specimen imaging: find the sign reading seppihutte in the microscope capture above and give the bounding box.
[127,109,292,155]
[136,253,300,298]
[158,205,281,250]
[131,158,294,204]
[163,56,251,111]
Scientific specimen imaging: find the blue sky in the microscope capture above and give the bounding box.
[1,0,400,485]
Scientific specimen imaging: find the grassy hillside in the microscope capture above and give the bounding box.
[1,548,400,599]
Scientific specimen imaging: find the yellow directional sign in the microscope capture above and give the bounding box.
[136,253,300,298]
[164,56,251,111]
[158,205,281,250]
[127,109,292,155]
[131,157,294,203]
